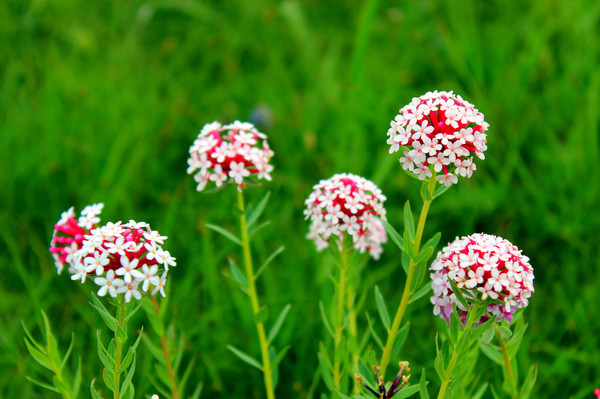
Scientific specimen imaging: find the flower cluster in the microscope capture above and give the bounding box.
[355,362,411,399]
[387,90,489,186]
[430,233,534,324]
[187,121,274,192]
[304,173,387,259]
[50,204,176,302]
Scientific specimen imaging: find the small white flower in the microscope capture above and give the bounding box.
[117,281,142,303]
[115,255,139,283]
[228,161,250,185]
[131,264,159,292]
[94,270,124,297]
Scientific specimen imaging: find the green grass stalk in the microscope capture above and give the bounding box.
[332,245,349,390]
[113,296,126,399]
[379,176,437,378]
[237,190,276,399]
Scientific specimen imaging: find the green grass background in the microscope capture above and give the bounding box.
[1,0,599,397]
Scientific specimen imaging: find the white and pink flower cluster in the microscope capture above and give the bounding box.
[50,204,176,302]
[430,233,534,324]
[304,173,388,259]
[387,90,489,186]
[187,121,274,192]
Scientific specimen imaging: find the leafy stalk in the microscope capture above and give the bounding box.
[436,302,483,399]
[332,244,350,390]
[237,189,276,399]
[380,176,437,377]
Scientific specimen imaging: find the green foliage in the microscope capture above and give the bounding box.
[4,0,600,397]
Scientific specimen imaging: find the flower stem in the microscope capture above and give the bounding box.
[151,294,180,399]
[437,302,482,399]
[332,246,349,390]
[379,176,437,378]
[113,296,126,399]
[237,190,276,399]
[496,324,519,399]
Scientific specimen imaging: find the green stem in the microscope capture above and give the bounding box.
[437,302,482,399]
[237,190,275,399]
[151,295,179,399]
[379,176,437,377]
[496,324,519,399]
[332,246,349,389]
[113,296,126,399]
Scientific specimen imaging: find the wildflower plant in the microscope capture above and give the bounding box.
[34,203,178,399]
[430,234,536,399]
[188,121,288,399]
[304,173,388,395]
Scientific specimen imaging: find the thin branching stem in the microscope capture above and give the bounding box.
[237,190,276,399]
[151,294,179,399]
[380,176,437,378]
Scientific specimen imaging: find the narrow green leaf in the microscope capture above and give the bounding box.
[205,223,241,245]
[118,328,144,374]
[271,345,291,369]
[383,220,404,251]
[395,384,421,398]
[472,383,488,399]
[447,279,469,310]
[490,383,503,399]
[403,228,414,259]
[497,326,512,341]
[403,201,415,241]
[317,353,334,390]
[96,330,115,372]
[318,342,333,371]
[120,352,137,394]
[190,381,204,399]
[478,342,503,365]
[178,356,196,394]
[246,191,271,227]
[366,313,384,349]
[391,322,411,360]
[410,283,432,304]
[507,323,528,357]
[90,294,119,333]
[60,333,75,372]
[422,232,442,253]
[519,364,538,399]
[22,321,46,354]
[52,375,71,396]
[358,358,376,388]
[335,390,353,399]
[449,310,460,345]
[103,367,116,392]
[420,180,432,201]
[25,376,59,393]
[23,338,51,369]
[174,333,185,372]
[401,251,411,274]
[319,301,335,338]
[255,245,285,278]
[41,311,60,367]
[267,304,292,343]
[227,345,262,370]
[481,324,495,345]
[419,368,429,399]
[73,357,82,398]
[90,378,103,399]
[433,183,451,199]
[374,286,391,331]
[413,246,434,265]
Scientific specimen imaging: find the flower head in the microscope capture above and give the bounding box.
[304,173,387,259]
[50,207,176,302]
[430,233,534,324]
[187,121,274,192]
[388,90,489,186]
[50,204,104,274]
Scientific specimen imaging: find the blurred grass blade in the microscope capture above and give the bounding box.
[205,223,241,246]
